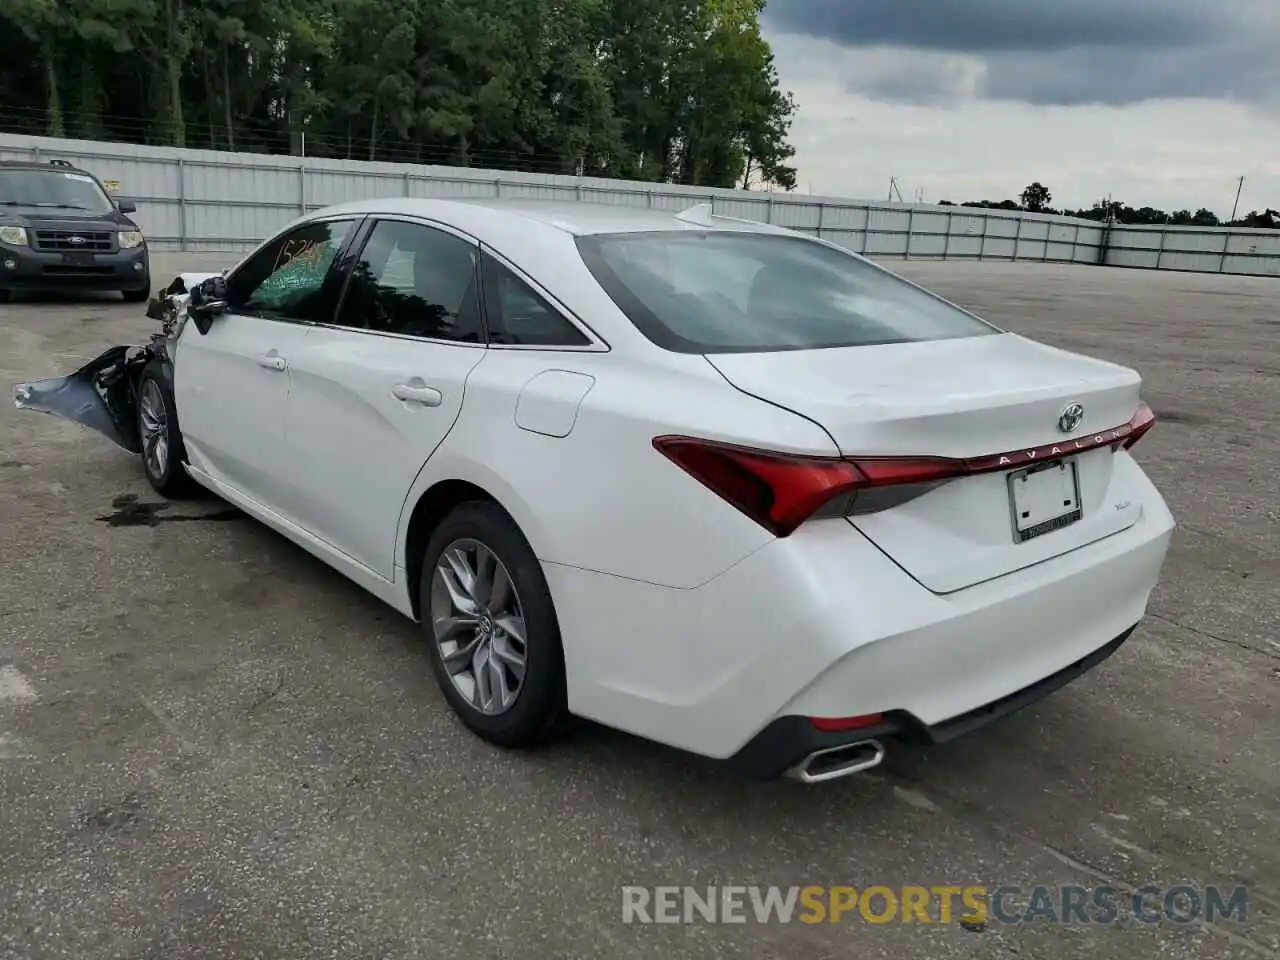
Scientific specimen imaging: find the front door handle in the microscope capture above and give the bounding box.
[255,352,286,372]
[392,382,444,407]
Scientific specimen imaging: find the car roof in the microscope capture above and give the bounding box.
[0,160,90,173]
[311,195,787,238]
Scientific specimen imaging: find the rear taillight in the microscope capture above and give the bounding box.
[654,402,1156,538]
[651,437,868,538]
[652,437,966,537]
[1121,402,1156,450]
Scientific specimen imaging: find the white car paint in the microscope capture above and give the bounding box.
[161,196,1173,775]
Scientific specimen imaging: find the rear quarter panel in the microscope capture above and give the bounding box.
[396,348,840,589]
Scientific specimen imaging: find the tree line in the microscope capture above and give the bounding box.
[0,0,798,190]
[939,182,1280,230]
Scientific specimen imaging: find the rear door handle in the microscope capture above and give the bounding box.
[255,352,286,372]
[392,383,443,407]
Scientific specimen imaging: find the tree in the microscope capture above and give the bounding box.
[1020,181,1051,213]
[0,0,798,189]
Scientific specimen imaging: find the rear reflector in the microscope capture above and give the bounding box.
[653,403,1155,537]
[808,713,884,732]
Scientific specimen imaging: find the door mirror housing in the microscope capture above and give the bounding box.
[116,197,137,214]
[188,275,229,335]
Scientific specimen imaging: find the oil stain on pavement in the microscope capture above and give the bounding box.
[96,493,242,528]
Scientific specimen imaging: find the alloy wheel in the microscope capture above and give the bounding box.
[139,379,169,479]
[430,538,528,716]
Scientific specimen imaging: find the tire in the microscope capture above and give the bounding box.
[0,288,10,303]
[136,359,199,499]
[418,501,568,748]
[122,282,151,303]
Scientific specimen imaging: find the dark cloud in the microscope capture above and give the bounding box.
[763,0,1280,106]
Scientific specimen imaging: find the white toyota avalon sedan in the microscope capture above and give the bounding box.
[14,197,1174,783]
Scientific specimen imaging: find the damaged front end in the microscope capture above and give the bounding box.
[12,271,222,453]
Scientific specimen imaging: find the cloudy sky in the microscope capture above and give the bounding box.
[760,0,1280,216]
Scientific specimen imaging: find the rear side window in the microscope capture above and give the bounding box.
[336,219,483,342]
[481,253,590,347]
[574,231,998,354]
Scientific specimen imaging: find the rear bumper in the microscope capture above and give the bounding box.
[544,465,1174,769]
[0,243,150,291]
[726,624,1136,779]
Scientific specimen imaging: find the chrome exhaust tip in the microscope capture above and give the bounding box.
[785,739,885,784]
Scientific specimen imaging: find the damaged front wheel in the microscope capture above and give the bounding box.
[137,360,198,499]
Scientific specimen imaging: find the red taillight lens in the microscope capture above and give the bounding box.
[1122,402,1156,450]
[652,436,867,537]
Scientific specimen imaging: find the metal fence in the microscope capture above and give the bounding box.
[2,133,1277,277]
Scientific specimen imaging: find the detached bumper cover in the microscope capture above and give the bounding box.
[13,345,152,453]
[11,272,218,450]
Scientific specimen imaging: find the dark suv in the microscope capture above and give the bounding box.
[0,159,150,303]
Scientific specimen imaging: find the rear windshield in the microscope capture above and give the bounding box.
[575,230,998,353]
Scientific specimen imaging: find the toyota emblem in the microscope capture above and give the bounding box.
[1057,402,1084,434]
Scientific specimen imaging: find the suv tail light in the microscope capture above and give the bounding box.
[653,403,1155,538]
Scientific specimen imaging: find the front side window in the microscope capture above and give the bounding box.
[227,219,355,321]
[481,253,590,347]
[575,230,999,354]
[0,168,115,214]
[335,219,483,342]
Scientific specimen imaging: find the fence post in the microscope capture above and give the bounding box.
[942,210,952,260]
[905,207,914,260]
[494,179,502,198]
[1155,227,1167,270]
[978,215,988,261]
[31,144,41,162]
[176,157,187,252]
[766,193,774,224]
[298,164,306,216]
[403,170,411,196]
[1097,217,1113,266]
[1217,231,1230,274]
[816,201,826,240]
[646,189,653,208]
[1071,224,1080,262]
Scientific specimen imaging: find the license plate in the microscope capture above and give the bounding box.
[62,252,96,267]
[1007,458,1082,543]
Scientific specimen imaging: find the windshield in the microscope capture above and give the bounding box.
[575,230,999,354]
[0,168,115,214]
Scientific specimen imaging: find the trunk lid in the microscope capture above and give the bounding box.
[706,332,1146,593]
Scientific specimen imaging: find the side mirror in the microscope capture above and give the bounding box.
[116,198,137,214]
[187,276,229,335]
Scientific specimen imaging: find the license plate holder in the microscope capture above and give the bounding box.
[62,252,97,267]
[1007,458,1082,543]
